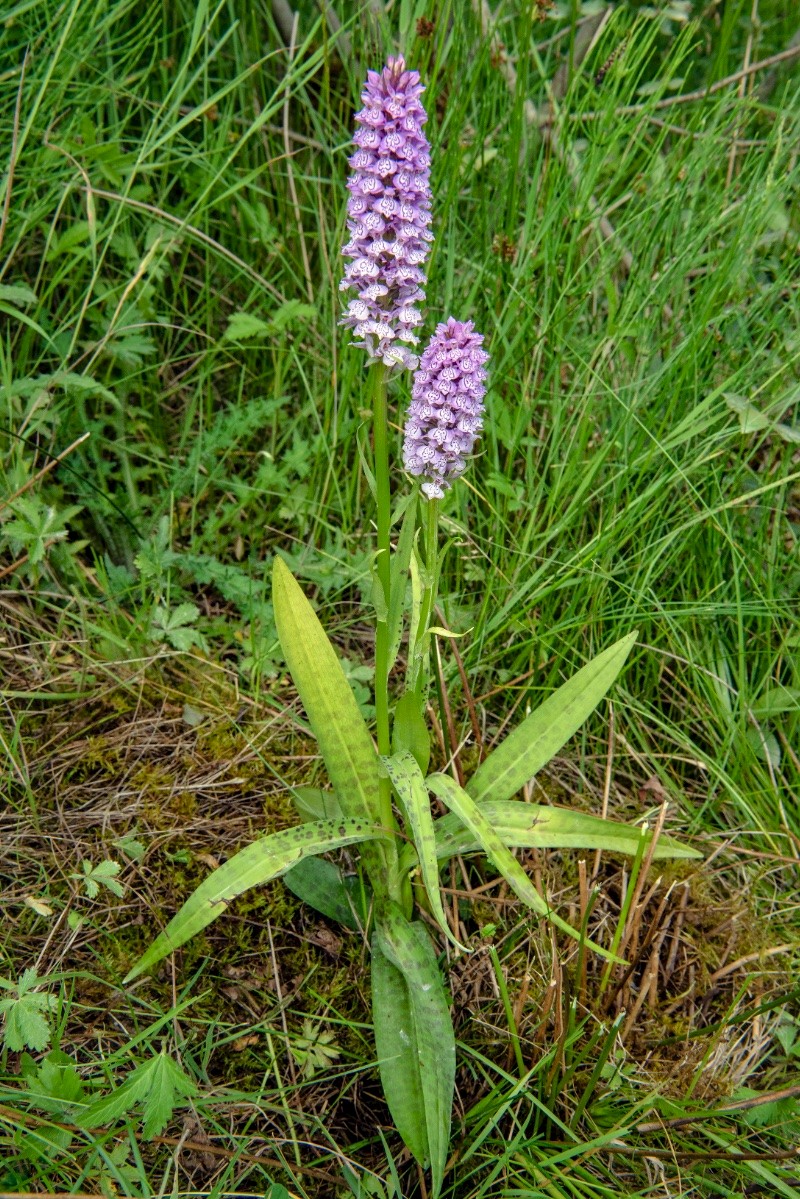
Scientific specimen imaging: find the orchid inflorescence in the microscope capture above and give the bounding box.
[340,55,489,499]
[340,57,434,373]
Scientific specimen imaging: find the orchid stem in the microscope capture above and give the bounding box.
[370,363,400,892]
[414,496,440,700]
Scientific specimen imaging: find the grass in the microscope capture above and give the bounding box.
[2,0,800,1194]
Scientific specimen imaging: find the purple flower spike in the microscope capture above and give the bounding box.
[340,57,433,371]
[403,318,489,499]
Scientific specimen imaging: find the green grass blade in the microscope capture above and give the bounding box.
[272,555,381,825]
[124,818,383,982]
[418,800,701,865]
[372,903,454,1197]
[466,633,638,805]
[383,751,468,952]
[427,774,623,964]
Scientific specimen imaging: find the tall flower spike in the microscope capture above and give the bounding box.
[403,318,489,499]
[340,57,433,371]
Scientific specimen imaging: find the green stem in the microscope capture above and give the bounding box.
[371,363,391,757]
[426,494,439,603]
[413,496,440,700]
[369,363,400,893]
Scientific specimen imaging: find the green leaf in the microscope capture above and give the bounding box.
[21,1049,86,1113]
[467,633,638,805]
[0,969,58,1052]
[223,302,315,343]
[269,299,316,330]
[289,785,343,823]
[79,858,125,899]
[291,1017,341,1078]
[372,904,454,1196]
[124,818,384,982]
[283,856,371,930]
[113,834,146,861]
[0,283,37,307]
[272,556,383,830]
[45,221,91,260]
[392,691,431,776]
[739,1091,800,1130]
[383,752,466,951]
[52,371,120,407]
[427,775,623,963]
[399,800,701,868]
[751,685,800,719]
[78,1050,198,1138]
[371,562,389,622]
[223,311,272,341]
[163,602,200,629]
[1,998,53,1052]
[356,426,378,504]
[725,393,800,443]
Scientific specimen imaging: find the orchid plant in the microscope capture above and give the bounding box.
[126,57,699,1195]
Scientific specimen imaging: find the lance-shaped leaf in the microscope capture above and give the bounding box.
[372,903,454,1197]
[397,801,701,873]
[383,751,467,951]
[124,819,383,982]
[272,556,381,826]
[467,633,638,805]
[283,856,371,930]
[289,786,343,823]
[427,775,622,963]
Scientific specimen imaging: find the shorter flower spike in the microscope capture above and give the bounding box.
[402,318,489,499]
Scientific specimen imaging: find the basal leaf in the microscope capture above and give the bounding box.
[124,818,383,982]
[371,939,425,1165]
[397,801,701,868]
[283,856,371,930]
[427,775,623,963]
[272,557,381,827]
[290,785,343,823]
[383,752,466,951]
[467,633,638,805]
[372,904,454,1197]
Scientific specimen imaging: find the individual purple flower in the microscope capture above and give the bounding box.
[403,318,489,499]
[340,57,433,371]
